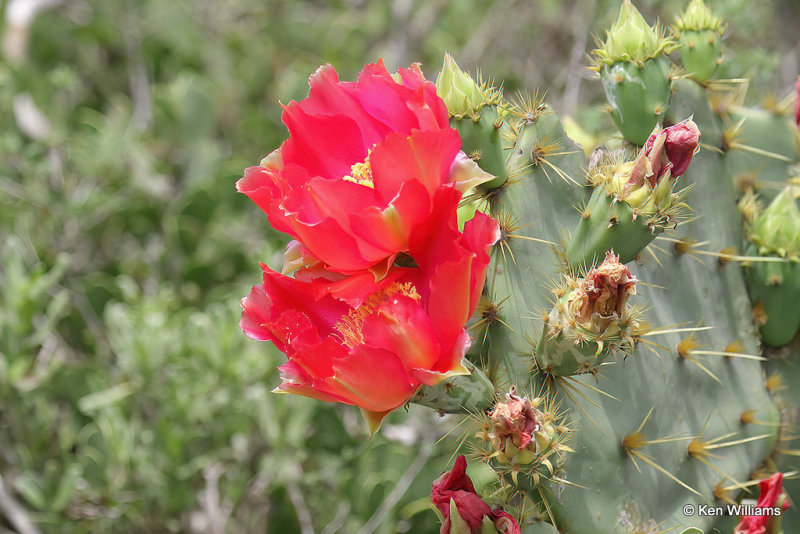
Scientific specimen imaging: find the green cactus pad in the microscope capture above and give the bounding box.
[673,0,725,81]
[723,106,800,198]
[601,56,672,146]
[475,76,780,534]
[410,360,496,414]
[454,105,512,190]
[744,254,800,347]
[565,185,665,268]
[678,29,723,81]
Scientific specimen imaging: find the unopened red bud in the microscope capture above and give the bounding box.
[646,118,701,179]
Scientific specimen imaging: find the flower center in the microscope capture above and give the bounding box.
[343,152,374,188]
[335,282,420,348]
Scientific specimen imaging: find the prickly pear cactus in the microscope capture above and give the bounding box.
[411,1,800,533]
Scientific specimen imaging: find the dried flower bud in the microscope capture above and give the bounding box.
[480,387,564,483]
[567,252,637,332]
[489,387,543,451]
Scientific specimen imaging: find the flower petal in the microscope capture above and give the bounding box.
[370,129,461,203]
[330,345,417,413]
[281,106,368,179]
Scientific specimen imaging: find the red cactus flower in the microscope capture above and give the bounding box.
[734,472,790,534]
[431,455,521,534]
[237,60,492,278]
[241,194,499,431]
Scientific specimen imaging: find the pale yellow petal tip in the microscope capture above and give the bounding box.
[367,255,395,282]
[448,359,472,377]
[360,408,392,436]
[451,153,495,193]
[260,148,283,170]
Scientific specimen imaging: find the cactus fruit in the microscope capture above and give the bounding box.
[475,387,572,486]
[436,54,509,190]
[592,0,675,145]
[672,0,726,81]
[535,252,640,377]
[742,184,800,346]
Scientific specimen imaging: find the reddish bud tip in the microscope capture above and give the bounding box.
[643,118,701,181]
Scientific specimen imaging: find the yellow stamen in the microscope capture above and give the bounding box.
[343,151,375,188]
[334,282,420,348]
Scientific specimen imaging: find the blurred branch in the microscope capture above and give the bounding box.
[355,432,436,534]
[200,464,230,534]
[12,94,51,141]
[320,502,350,534]
[0,474,41,534]
[286,466,315,534]
[560,0,595,115]
[123,27,152,133]
[2,0,63,63]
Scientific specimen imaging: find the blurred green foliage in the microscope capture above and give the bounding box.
[0,0,796,532]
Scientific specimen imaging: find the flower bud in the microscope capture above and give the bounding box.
[734,472,790,534]
[594,0,672,65]
[605,1,658,61]
[747,185,800,259]
[674,0,724,33]
[649,118,701,179]
[673,0,726,81]
[431,455,522,534]
[567,252,638,332]
[610,118,700,211]
[436,54,493,119]
[743,185,800,346]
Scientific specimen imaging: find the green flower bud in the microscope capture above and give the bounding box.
[593,0,674,66]
[673,0,725,34]
[747,185,800,259]
[436,53,499,119]
[673,0,725,81]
